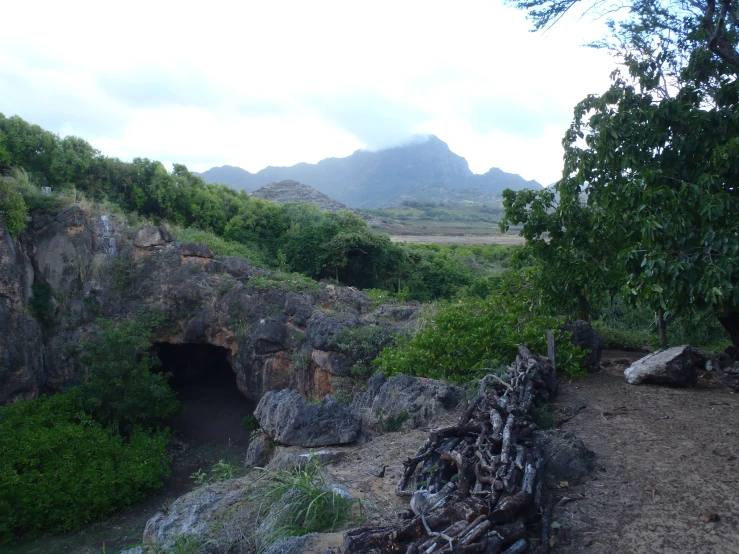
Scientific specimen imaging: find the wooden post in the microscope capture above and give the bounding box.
[547,330,555,375]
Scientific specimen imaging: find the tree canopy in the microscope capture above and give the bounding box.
[503,0,739,348]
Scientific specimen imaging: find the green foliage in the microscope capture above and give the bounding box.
[0,389,170,541]
[241,414,261,433]
[254,456,361,550]
[170,225,265,265]
[0,177,28,236]
[81,313,181,432]
[190,460,246,486]
[377,409,409,432]
[376,272,586,383]
[506,0,739,347]
[531,403,555,430]
[327,324,398,378]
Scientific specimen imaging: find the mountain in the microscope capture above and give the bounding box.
[198,135,541,208]
[249,180,383,226]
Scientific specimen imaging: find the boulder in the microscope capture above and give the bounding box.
[624,345,698,387]
[133,223,172,248]
[255,389,361,447]
[143,475,259,552]
[538,430,596,486]
[563,319,604,370]
[352,372,463,431]
[244,434,275,468]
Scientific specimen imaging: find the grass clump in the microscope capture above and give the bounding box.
[169,224,265,266]
[377,409,409,432]
[253,456,361,550]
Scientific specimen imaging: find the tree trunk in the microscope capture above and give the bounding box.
[718,310,739,351]
[657,308,668,348]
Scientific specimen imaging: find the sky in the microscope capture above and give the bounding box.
[1,0,617,185]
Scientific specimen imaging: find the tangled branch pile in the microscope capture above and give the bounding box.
[344,346,558,554]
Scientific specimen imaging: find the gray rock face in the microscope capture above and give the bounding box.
[352,372,463,431]
[0,221,46,403]
[624,345,698,387]
[563,319,604,370]
[143,475,258,552]
[255,389,361,447]
[267,448,345,471]
[306,312,359,351]
[133,223,172,248]
[244,434,275,468]
[538,430,595,486]
[284,293,315,327]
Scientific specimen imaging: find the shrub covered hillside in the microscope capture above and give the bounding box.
[0,114,510,302]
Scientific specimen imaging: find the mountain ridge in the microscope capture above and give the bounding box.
[199,135,541,208]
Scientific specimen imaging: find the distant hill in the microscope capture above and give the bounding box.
[198,135,541,208]
[249,180,383,227]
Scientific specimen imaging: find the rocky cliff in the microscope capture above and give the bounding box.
[0,205,410,405]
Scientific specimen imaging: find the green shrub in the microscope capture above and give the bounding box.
[81,313,181,433]
[327,324,397,378]
[377,409,409,432]
[0,179,28,236]
[170,225,265,266]
[375,274,586,383]
[0,389,170,541]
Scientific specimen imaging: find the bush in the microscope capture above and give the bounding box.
[375,273,586,383]
[0,175,29,236]
[0,389,170,540]
[327,324,398,378]
[81,314,181,433]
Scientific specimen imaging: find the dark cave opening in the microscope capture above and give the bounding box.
[153,342,253,446]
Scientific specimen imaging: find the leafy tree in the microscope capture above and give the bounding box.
[506,0,739,348]
[81,314,180,433]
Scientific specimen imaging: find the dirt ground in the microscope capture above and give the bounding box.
[548,351,739,553]
[302,351,739,554]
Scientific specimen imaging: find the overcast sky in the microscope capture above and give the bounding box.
[1,0,616,185]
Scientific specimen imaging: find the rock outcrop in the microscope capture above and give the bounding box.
[352,372,464,431]
[0,206,410,405]
[254,389,361,447]
[624,345,698,387]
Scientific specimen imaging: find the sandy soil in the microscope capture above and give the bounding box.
[389,235,526,245]
[548,351,739,553]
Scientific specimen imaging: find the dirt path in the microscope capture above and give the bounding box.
[550,351,739,553]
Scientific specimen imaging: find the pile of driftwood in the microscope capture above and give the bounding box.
[344,346,558,554]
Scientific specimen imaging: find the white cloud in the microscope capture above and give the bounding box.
[0,0,617,185]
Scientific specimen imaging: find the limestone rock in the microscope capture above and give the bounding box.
[624,345,698,387]
[267,448,345,471]
[563,319,604,371]
[352,372,463,431]
[143,475,258,552]
[306,311,359,351]
[255,389,361,447]
[133,223,172,248]
[244,434,275,468]
[0,221,45,403]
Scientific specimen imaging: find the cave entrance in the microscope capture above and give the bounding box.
[153,342,253,447]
